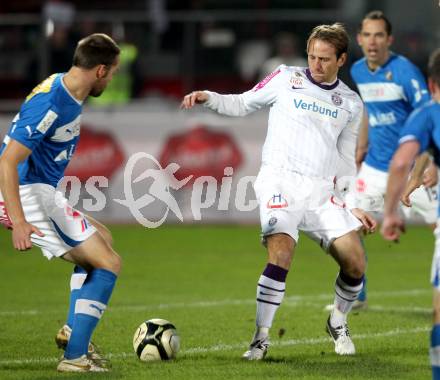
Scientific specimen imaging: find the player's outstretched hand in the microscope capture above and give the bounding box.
[351,208,377,234]
[381,214,405,242]
[12,221,44,251]
[180,91,209,109]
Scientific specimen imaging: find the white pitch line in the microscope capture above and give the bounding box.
[0,288,431,317]
[0,326,430,366]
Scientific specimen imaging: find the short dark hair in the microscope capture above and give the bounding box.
[428,49,440,87]
[306,23,349,58]
[360,10,392,35]
[73,33,120,69]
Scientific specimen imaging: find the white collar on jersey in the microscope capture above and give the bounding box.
[60,74,83,106]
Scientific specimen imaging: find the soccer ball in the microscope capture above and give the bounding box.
[133,319,180,361]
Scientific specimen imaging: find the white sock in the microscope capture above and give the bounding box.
[331,271,363,327]
[256,274,286,328]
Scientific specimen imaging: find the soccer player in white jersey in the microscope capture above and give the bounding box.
[182,23,376,359]
[350,10,437,309]
[0,34,121,372]
[381,49,440,380]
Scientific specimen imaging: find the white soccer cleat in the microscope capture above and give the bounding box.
[55,325,109,367]
[326,317,355,355]
[57,354,108,372]
[242,336,270,360]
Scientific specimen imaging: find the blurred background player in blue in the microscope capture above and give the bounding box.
[350,10,437,309]
[381,48,440,380]
[0,33,121,372]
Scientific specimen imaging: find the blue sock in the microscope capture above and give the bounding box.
[431,324,440,380]
[66,266,88,328]
[358,239,367,302]
[65,269,117,359]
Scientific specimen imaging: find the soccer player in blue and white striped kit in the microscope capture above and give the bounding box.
[350,10,437,308]
[382,48,440,380]
[0,34,121,372]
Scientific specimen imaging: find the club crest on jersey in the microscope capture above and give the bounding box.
[385,71,393,81]
[267,194,288,209]
[331,92,343,106]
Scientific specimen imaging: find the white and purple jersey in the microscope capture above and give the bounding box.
[204,65,363,179]
[0,73,83,187]
[351,53,430,172]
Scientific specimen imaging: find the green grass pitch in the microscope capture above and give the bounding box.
[0,224,435,379]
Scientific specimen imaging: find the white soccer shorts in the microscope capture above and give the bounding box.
[355,162,438,224]
[254,166,362,251]
[0,183,96,259]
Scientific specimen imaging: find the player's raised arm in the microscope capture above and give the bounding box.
[181,66,283,117]
[0,140,44,250]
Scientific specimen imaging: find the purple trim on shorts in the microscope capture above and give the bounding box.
[263,263,288,282]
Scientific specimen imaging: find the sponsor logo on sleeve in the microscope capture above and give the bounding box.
[253,68,281,92]
[36,110,58,134]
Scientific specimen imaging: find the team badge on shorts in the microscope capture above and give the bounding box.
[268,217,278,226]
[267,194,288,209]
[331,92,343,106]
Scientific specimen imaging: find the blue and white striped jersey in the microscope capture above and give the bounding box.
[399,100,440,167]
[351,53,430,172]
[0,73,83,187]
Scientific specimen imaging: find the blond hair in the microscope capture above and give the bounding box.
[306,23,349,58]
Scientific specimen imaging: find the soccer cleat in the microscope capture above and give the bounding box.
[326,316,355,355]
[55,325,109,367]
[57,354,108,372]
[242,336,270,360]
